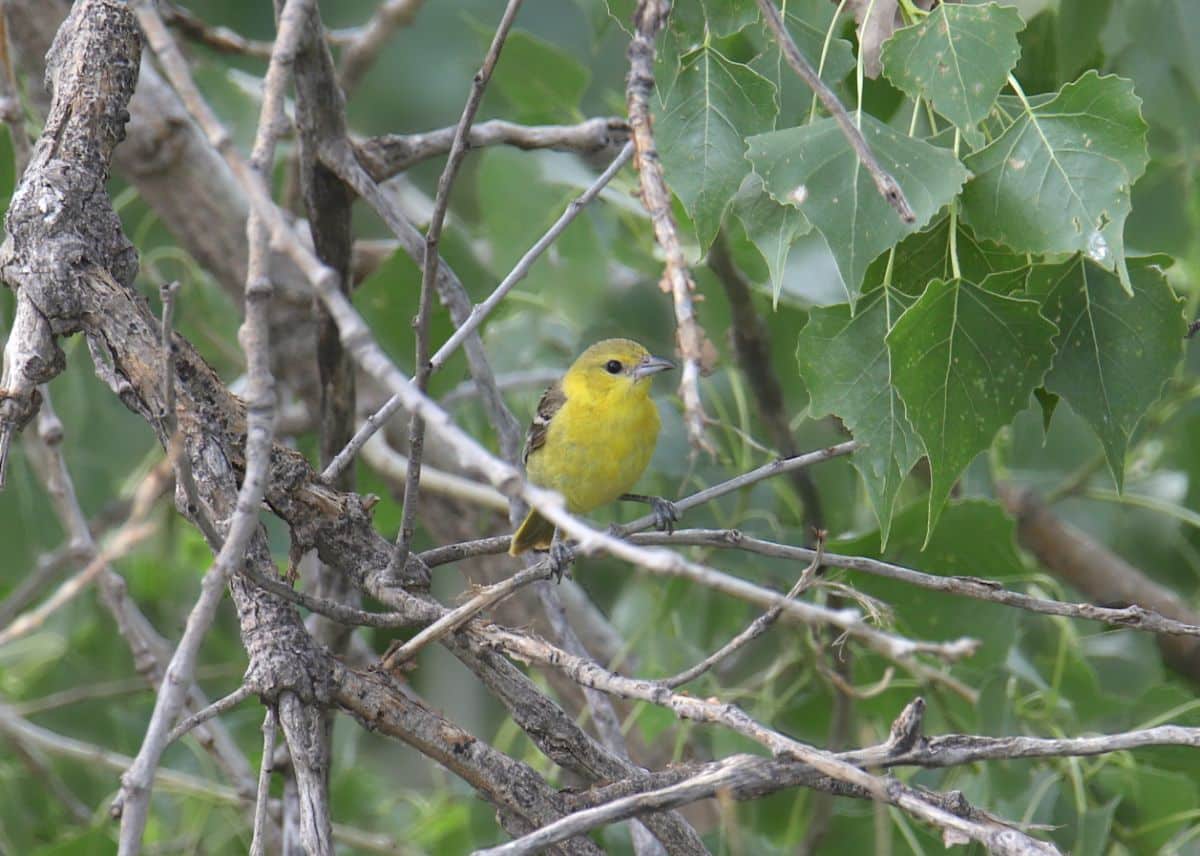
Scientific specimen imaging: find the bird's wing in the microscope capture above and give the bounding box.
[524,380,566,464]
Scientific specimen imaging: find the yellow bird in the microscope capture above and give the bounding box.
[509,338,679,574]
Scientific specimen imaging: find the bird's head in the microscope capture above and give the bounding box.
[563,338,675,401]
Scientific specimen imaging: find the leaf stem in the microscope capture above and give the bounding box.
[853,0,879,130]
[808,0,851,124]
[948,129,962,281]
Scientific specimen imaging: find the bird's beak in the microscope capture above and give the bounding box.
[632,354,675,380]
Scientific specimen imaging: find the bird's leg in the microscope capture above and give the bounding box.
[548,530,575,583]
[620,493,680,534]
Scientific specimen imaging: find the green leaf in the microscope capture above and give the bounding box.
[887,279,1057,539]
[797,288,921,546]
[961,71,1149,293]
[881,2,1025,147]
[1026,256,1185,487]
[486,30,590,124]
[750,0,856,121]
[672,0,759,41]
[657,44,778,250]
[747,116,969,304]
[733,173,811,305]
[865,215,1033,297]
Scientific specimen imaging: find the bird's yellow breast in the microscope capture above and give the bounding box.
[525,386,660,514]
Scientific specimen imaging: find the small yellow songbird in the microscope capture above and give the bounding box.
[509,338,678,571]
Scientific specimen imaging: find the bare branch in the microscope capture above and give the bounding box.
[659,534,825,688]
[392,0,525,575]
[250,706,278,856]
[430,141,634,372]
[754,0,915,222]
[382,563,553,667]
[166,685,255,746]
[626,0,714,454]
[354,117,630,181]
[161,1,275,58]
[116,0,305,844]
[0,6,31,175]
[634,528,1200,638]
[475,629,1055,854]
[1000,483,1200,686]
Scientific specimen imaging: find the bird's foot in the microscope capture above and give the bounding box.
[549,540,575,583]
[649,496,680,534]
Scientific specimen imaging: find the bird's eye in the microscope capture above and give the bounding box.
[604,359,623,374]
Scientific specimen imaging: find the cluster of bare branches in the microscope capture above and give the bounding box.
[1,1,1199,854]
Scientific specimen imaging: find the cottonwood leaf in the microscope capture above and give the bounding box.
[733,173,811,305]
[1027,256,1185,488]
[881,3,1025,148]
[797,288,921,546]
[747,116,969,305]
[751,0,856,117]
[657,45,777,250]
[672,0,758,41]
[961,71,1149,294]
[865,215,1033,298]
[887,279,1057,540]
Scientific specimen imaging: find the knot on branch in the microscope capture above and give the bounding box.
[886,697,926,755]
[242,636,335,707]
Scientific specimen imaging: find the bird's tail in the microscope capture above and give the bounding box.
[509,509,556,555]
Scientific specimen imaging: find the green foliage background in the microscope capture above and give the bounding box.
[2,0,1200,853]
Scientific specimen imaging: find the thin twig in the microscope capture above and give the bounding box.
[440,368,562,406]
[319,137,525,471]
[336,141,633,477]
[614,441,858,536]
[626,0,713,454]
[115,1,304,847]
[162,1,275,58]
[659,534,825,688]
[754,0,915,222]
[648,528,1200,639]
[354,117,630,181]
[381,562,553,668]
[430,141,633,372]
[242,565,435,628]
[166,685,255,745]
[391,0,524,576]
[360,430,509,511]
[475,628,1054,854]
[250,706,277,856]
[0,518,157,648]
